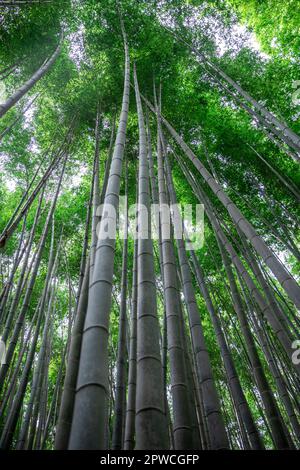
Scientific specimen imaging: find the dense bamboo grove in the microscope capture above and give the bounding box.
[0,0,299,450]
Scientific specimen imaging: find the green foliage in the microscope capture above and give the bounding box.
[0,0,299,450]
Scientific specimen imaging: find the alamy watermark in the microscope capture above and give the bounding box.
[292,80,300,106]
[292,340,300,365]
[0,81,6,104]
[0,339,6,367]
[95,197,204,250]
